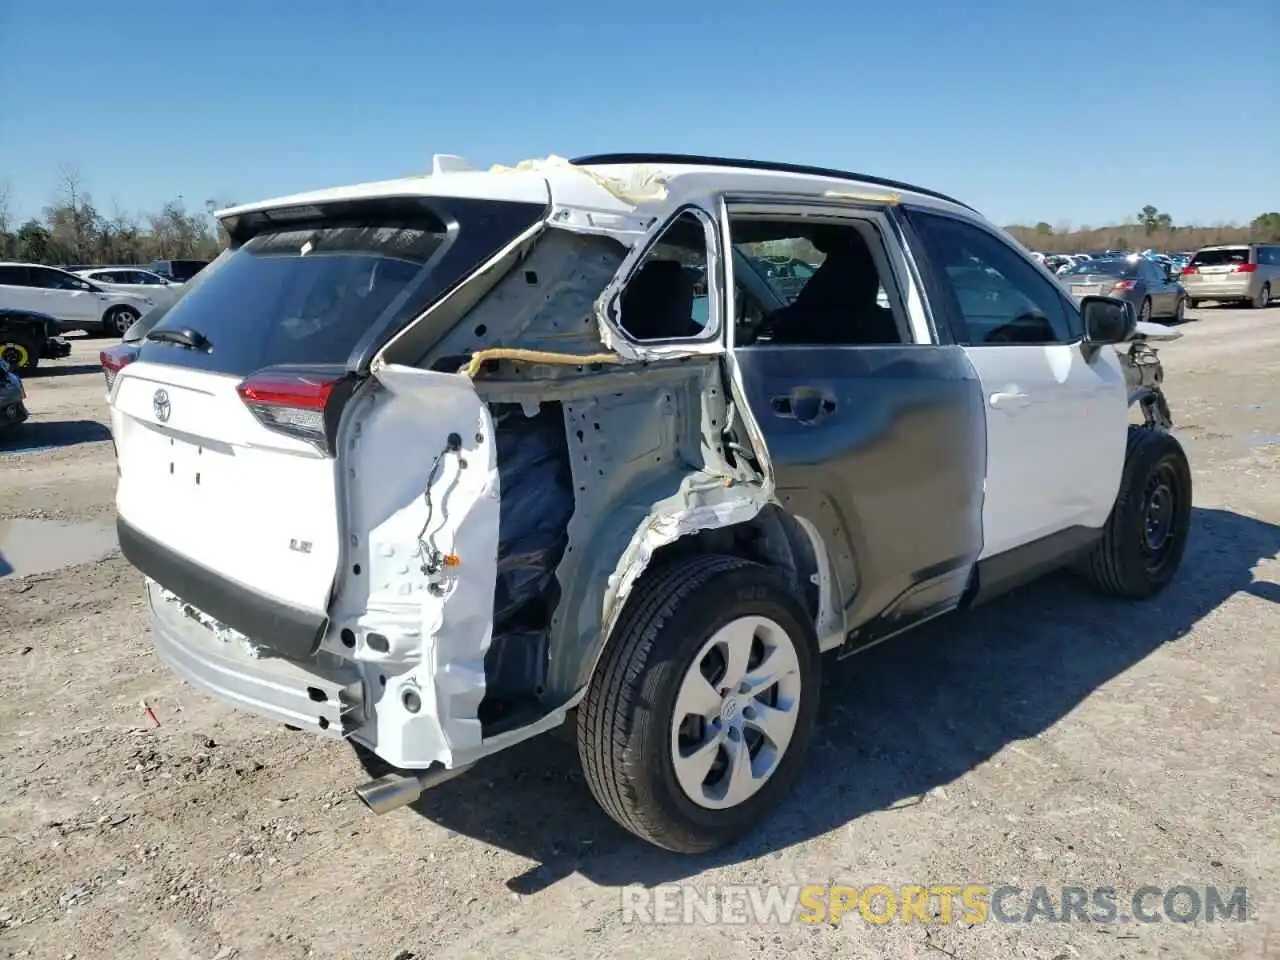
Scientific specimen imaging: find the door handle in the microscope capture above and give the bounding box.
[771,387,836,424]
[989,389,1030,409]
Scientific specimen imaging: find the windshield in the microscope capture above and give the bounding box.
[1064,259,1135,278]
[1191,248,1250,267]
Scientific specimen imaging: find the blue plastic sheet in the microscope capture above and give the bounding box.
[491,404,574,627]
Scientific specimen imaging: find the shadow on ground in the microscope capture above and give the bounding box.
[378,506,1280,891]
[26,363,105,379]
[0,420,111,454]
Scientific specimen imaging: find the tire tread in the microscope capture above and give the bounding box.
[578,554,754,850]
[1081,425,1190,598]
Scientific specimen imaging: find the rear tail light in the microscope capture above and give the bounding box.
[100,344,139,392]
[1111,280,1138,293]
[1180,266,1197,276]
[1234,263,1257,273]
[236,366,358,455]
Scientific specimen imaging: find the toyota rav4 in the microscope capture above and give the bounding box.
[104,153,1190,853]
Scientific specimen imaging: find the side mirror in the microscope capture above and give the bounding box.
[1081,295,1137,344]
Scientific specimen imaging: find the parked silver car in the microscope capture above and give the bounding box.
[1059,256,1187,322]
[1180,243,1279,309]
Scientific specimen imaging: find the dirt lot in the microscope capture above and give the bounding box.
[2,310,1278,960]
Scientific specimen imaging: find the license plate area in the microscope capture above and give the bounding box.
[1071,284,1102,298]
[160,431,222,491]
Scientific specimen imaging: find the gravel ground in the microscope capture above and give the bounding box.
[1,309,1278,960]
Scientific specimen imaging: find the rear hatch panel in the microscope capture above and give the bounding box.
[113,360,341,657]
[1184,248,1251,294]
[112,191,548,660]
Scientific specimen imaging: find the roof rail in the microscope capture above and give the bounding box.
[569,153,977,212]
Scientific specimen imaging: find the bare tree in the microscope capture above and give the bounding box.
[0,179,12,258]
[0,179,12,236]
[46,164,101,263]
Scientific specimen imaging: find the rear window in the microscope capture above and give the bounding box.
[136,199,545,377]
[1064,259,1134,277]
[1191,247,1251,266]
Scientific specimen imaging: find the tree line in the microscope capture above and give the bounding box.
[4,173,1279,266]
[0,166,231,267]
[1006,206,1280,254]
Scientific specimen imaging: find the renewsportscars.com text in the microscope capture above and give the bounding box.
[621,884,1249,926]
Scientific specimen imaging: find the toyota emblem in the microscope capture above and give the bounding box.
[153,388,171,423]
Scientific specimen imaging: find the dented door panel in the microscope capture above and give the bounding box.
[734,345,986,649]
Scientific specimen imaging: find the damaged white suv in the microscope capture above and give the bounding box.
[104,153,1190,853]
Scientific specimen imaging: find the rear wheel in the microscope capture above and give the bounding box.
[1185,298,1199,310]
[103,306,140,337]
[0,331,40,372]
[577,555,820,853]
[1253,283,1272,309]
[1079,426,1191,599]
[1138,298,1152,323]
[1171,297,1186,323]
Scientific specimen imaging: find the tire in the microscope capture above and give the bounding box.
[0,331,40,373]
[1079,426,1192,600]
[1185,298,1199,310]
[577,554,820,853]
[1252,283,1271,309]
[1171,297,1186,323]
[103,306,140,337]
[1138,298,1152,323]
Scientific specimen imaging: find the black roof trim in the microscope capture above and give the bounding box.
[569,153,977,212]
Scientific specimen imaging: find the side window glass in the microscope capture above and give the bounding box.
[912,212,1075,345]
[0,266,27,286]
[616,210,712,342]
[29,268,64,290]
[729,215,907,346]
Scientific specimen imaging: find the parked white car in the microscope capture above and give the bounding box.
[0,262,157,337]
[76,267,184,312]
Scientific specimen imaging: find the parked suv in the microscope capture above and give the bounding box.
[106,154,1191,853]
[1180,243,1279,309]
[0,262,157,336]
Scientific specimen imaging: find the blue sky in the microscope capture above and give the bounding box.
[2,0,1276,229]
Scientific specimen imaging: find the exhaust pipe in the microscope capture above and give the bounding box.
[354,763,473,815]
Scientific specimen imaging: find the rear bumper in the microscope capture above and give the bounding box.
[1182,277,1254,300]
[118,517,328,660]
[148,581,364,736]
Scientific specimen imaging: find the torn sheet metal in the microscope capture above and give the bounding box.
[593,205,726,363]
[600,487,772,644]
[332,365,501,769]
[490,154,670,205]
[156,583,268,658]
